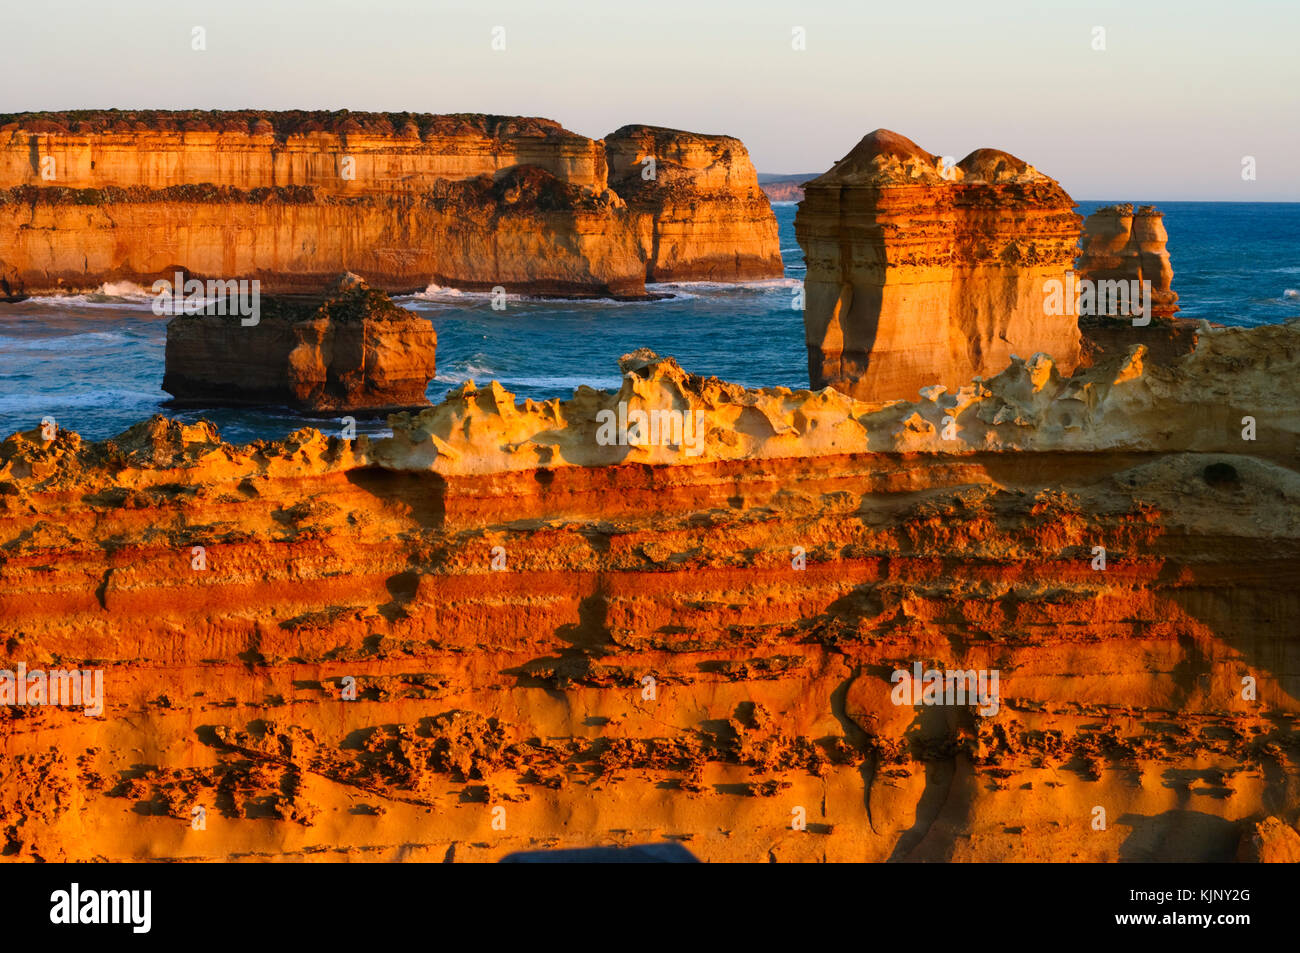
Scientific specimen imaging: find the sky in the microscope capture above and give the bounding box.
[3,0,1297,200]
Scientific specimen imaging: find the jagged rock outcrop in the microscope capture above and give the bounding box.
[0,110,782,298]
[1076,204,1179,320]
[162,276,436,412]
[1,321,1297,862]
[604,125,782,281]
[795,130,1083,402]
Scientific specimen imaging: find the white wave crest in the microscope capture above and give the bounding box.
[647,277,801,293]
[0,331,131,351]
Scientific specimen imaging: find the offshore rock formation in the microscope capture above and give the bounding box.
[162,276,436,412]
[0,110,781,298]
[1076,204,1191,365]
[1076,204,1179,321]
[1,321,1298,862]
[795,130,1083,402]
[604,126,782,281]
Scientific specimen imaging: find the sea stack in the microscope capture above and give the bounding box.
[162,275,437,412]
[794,130,1083,401]
[1074,204,1195,363]
[1076,203,1179,320]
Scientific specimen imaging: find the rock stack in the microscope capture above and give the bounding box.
[162,275,437,412]
[1074,204,1195,363]
[794,129,1083,401]
[1075,203,1179,320]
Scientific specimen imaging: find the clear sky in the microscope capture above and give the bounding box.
[3,0,1297,200]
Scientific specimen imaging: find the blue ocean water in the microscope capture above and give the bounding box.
[1,202,1297,444]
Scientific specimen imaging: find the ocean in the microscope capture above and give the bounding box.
[1,201,1297,444]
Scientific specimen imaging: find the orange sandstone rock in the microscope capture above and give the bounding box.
[0,110,782,298]
[0,322,1297,862]
[795,130,1083,401]
[604,126,782,282]
[1076,204,1179,321]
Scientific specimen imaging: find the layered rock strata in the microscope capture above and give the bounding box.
[162,276,437,412]
[795,130,1083,401]
[1,322,1297,862]
[758,178,809,203]
[0,110,781,298]
[604,126,781,281]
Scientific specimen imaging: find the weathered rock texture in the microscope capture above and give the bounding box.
[1076,204,1179,320]
[795,130,1083,402]
[162,278,437,412]
[0,110,781,298]
[604,126,781,281]
[1,321,1297,862]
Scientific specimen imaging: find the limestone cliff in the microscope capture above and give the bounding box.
[0,110,782,298]
[604,126,782,282]
[759,179,806,203]
[795,130,1083,401]
[162,277,437,412]
[1,320,1297,862]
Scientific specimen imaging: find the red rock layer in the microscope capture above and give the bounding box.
[1,324,1297,862]
[795,131,1083,402]
[0,111,782,297]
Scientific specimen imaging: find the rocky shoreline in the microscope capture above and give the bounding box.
[1,322,1298,861]
[1,116,1297,865]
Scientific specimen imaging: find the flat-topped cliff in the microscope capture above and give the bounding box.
[0,111,610,194]
[0,110,782,298]
[605,126,780,281]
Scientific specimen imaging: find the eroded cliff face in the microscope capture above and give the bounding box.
[759,179,807,203]
[0,110,782,297]
[1,322,1297,862]
[795,130,1083,402]
[604,126,782,282]
[0,112,610,194]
